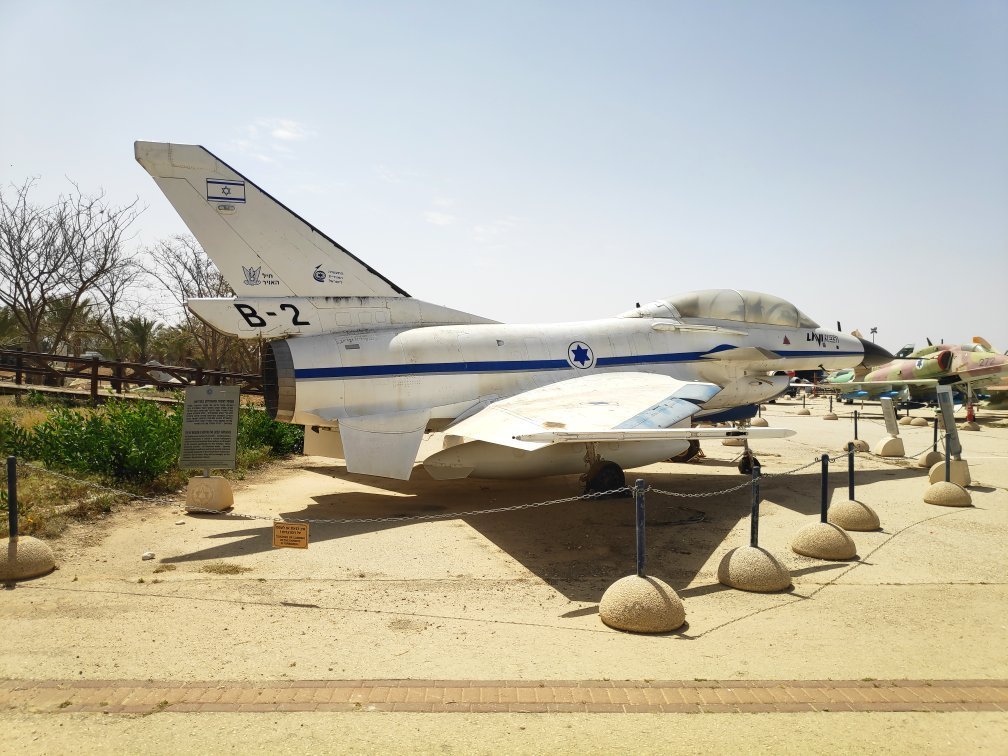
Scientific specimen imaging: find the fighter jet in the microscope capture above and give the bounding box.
[826,338,1008,406]
[135,142,872,490]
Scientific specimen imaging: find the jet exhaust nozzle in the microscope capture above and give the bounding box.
[857,337,895,369]
[263,340,296,422]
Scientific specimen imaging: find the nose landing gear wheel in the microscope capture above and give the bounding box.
[584,461,628,497]
[737,453,760,475]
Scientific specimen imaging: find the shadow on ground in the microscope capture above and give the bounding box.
[160,453,928,602]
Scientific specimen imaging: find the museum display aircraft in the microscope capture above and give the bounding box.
[135,141,878,490]
[826,337,1008,408]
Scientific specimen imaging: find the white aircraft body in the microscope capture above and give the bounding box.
[135,142,870,489]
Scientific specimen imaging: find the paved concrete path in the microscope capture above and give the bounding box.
[4,678,1005,714]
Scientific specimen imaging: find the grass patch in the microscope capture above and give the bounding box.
[199,562,253,575]
[152,564,177,574]
[0,466,132,538]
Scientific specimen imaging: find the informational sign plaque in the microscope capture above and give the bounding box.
[935,386,962,457]
[880,397,900,437]
[272,521,309,549]
[180,385,240,470]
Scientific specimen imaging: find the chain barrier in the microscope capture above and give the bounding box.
[9,420,957,525]
[184,487,632,525]
[903,434,949,461]
[11,458,633,525]
[15,460,172,505]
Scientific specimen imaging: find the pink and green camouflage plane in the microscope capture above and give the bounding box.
[826,338,1008,402]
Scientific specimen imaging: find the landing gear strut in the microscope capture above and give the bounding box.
[669,439,703,463]
[733,427,759,475]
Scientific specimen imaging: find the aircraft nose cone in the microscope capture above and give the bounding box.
[857,337,895,368]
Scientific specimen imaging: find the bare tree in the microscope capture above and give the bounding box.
[93,257,144,360]
[0,179,142,356]
[143,234,253,370]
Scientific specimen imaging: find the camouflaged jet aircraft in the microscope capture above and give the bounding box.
[136,141,875,490]
[826,338,1008,405]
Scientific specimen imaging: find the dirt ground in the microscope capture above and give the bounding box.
[2,394,1007,753]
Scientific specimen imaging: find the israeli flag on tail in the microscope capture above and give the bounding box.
[206,179,246,203]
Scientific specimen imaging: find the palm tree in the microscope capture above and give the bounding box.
[0,306,23,347]
[121,316,160,363]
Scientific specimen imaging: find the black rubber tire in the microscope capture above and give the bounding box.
[586,461,627,495]
[737,455,759,475]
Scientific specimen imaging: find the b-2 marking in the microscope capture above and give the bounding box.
[234,302,311,329]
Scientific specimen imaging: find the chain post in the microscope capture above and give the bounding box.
[847,442,855,501]
[749,461,761,547]
[829,395,833,413]
[932,415,939,453]
[7,456,17,539]
[944,435,951,483]
[802,394,806,409]
[634,479,646,577]
[820,453,829,523]
[854,410,859,440]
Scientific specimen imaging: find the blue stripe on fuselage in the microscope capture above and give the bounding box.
[294,349,862,381]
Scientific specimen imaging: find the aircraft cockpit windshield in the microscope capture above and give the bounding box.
[663,289,819,329]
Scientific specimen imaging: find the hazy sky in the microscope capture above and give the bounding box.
[2,1,1006,352]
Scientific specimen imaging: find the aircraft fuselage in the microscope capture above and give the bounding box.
[274,315,862,428]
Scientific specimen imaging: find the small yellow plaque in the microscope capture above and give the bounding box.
[272,521,309,549]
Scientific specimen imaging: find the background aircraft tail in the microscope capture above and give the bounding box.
[134,141,408,299]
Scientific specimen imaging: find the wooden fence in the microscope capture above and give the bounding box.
[0,349,262,403]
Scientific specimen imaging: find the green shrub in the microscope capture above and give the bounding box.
[0,413,36,459]
[31,400,182,482]
[1,397,303,489]
[238,405,304,455]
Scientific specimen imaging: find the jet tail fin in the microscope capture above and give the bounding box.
[134,141,408,299]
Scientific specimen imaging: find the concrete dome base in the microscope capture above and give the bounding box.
[185,476,234,512]
[923,481,972,507]
[599,575,685,633]
[796,409,811,416]
[959,422,980,432]
[917,450,943,468]
[823,412,838,420]
[848,439,870,452]
[928,460,971,487]
[1,536,56,581]
[828,499,881,531]
[750,417,769,427]
[717,546,791,593]
[910,417,930,427]
[791,522,857,561]
[874,435,905,457]
[898,416,914,426]
[722,437,746,447]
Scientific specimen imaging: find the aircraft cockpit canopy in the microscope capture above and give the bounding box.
[624,289,819,329]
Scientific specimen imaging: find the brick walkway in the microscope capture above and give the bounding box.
[2,679,1006,714]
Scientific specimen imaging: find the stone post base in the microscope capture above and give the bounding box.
[0,536,56,581]
[927,460,970,487]
[599,575,685,633]
[791,522,857,561]
[717,546,791,593]
[873,435,905,457]
[185,476,234,512]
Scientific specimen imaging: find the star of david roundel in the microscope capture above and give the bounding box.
[567,341,595,369]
